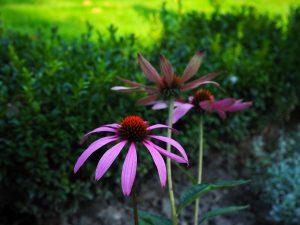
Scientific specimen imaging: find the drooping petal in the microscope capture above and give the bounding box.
[181,50,206,83]
[152,101,168,110]
[152,101,185,110]
[160,54,174,85]
[195,70,223,83]
[74,136,119,173]
[182,81,221,91]
[136,94,158,105]
[103,123,121,129]
[121,143,137,196]
[226,100,252,112]
[181,71,223,91]
[143,142,166,187]
[80,126,118,145]
[95,140,127,180]
[144,140,187,164]
[172,102,194,123]
[147,124,179,134]
[138,53,163,86]
[116,76,145,87]
[147,124,169,130]
[144,86,159,94]
[211,98,236,111]
[111,86,144,93]
[149,135,188,162]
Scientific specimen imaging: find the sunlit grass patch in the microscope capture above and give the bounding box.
[0,0,299,43]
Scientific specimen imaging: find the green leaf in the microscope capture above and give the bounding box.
[178,180,250,212]
[199,205,249,224]
[138,210,172,225]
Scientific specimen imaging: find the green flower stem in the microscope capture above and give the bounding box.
[167,98,178,225]
[132,185,139,225]
[194,115,204,225]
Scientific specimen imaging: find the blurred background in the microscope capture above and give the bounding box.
[1,0,300,224]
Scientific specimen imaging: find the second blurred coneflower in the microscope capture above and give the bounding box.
[112,51,222,105]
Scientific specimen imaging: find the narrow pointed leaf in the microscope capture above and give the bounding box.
[138,210,172,225]
[178,180,250,212]
[199,205,249,224]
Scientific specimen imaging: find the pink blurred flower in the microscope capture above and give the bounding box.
[111,51,223,105]
[153,89,252,123]
[74,116,188,196]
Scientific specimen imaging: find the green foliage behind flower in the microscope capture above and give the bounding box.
[0,7,300,224]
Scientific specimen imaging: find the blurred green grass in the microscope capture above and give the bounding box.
[1,0,300,42]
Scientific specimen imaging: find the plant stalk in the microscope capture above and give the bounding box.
[167,98,178,225]
[132,185,139,225]
[194,115,204,225]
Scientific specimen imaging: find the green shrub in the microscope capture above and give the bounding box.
[252,128,300,224]
[0,26,157,224]
[0,7,300,224]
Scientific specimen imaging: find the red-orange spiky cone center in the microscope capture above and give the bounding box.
[118,116,148,142]
[192,89,213,107]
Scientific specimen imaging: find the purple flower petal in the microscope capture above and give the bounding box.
[121,143,137,196]
[211,98,236,111]
[147,124,179,135]
[103,123,121,129]
[149,135,188,162]
[80,126,118,145]
[195,70,223,83]
[136,94,158,105]
[181,71,223,91]
[116,76,145,87]
[147,124,169,130]
[144,140,188,164]
[173,102,194,123]
[152,101,184,110]
[152,101,168,110]
[160,54,174,85]
[138,53,163,86]
[144,86,159,94]
[181,50,206,83]
[74,136,119,173]
[226,100,252,112]
[95,140,127,180]
[111,86,144,93]
[143,142,167,187]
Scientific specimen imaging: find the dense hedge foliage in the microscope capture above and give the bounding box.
[1,7,299,224]
[0,26,153,224]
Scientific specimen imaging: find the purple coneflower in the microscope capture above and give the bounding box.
[111,51,222,105]
[153,89,252,123]
[74,116,188,196]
